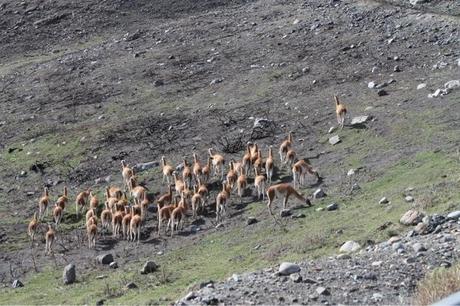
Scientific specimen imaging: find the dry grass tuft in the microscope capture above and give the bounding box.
[413,264,460,305]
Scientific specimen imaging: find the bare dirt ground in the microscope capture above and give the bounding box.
[0,0,459,304]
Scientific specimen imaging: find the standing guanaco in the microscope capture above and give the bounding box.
[45,224,55,255]
[161,156,174,184]
[253,150,264,177]
[28,212,39,242]
[170,192,188,236]
[129,177,147,205]
[182,158,193,189]
[266,183,312,217]
[86,218,97,249]
[254,168,267,200]
[285,149,297,168]
[201,157,213,184]
[89,191,99,210]
[265,146,274,184]
[139,191,149,221]
[85,208,96,225]
[121,160,134,191]
[192,153,203,186]
[158,200,176,237]
[197,178,209,207]
[157,184,173,209]
[112,210,123,238]
[242,143,253,176]
[38,187,50,220]
[334,95,347,129]
[279,131,293,163]
[75,189,91,217]
[215,181,231,223]
[226,161,238,189]
[101,202,112,231]
[191,186,203,218]
[130,206,142,243]
[56,186,68,210]
[236,168,247,203]
[53,205,63,226]
[108,186,123,199]
[208,148,225,180]
[122,206,133,240]
[173,171,185,195]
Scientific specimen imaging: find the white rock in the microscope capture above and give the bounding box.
[347,169,355,176]
[313,188,326,199]
[447,211,460,220]
[372,261,383,266]
[417,83,427,90]
[329,135,341,145]
[351,116,370,125]
[368,81,376,89]
[445,80,460,90]
[293,19,300,25]
[278,262,301,275]
[328,126,336,134]
[379,197,389,205]
[428,89,442,98]
[339,241,361,253]
[405,196,414,202]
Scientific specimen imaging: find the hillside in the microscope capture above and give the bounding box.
[0,0,459,304]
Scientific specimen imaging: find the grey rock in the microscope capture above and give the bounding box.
[109,262,118,269]
[247,217,258,225]
[347,169,355,176]
[231,274,241,282]
[125,282,138,289]
[185,291,197,301]
[278,262,301,275]
[337,254,351,260]
[447,211,460,220]
[392,242,404,251]
[210,78,223,85]
[444,80,460,90]
[377,89,388,96]
[326,203,338,211]
[133,161,159,172]
[363,272,378,280]
[329,135,341,145]
[351,116,370,125]
[154,80,164,86]
[141,260,158,274]
[368,81,376,89]
[96,254,114,265]
[393,65,401,72]
[417,83,427,90]
[12,279,23,288]
[328,126,336,134]
[340,241,361,253]
[400,209,425,225]
[313,188,326,199]
[412,243,427,253]
[63,263,76,285]
[280,209,292,218]
[372,293,383,302]
[291,213,305,219]
[289,273,302,283]
[379,197,389,205]
[352,183,361,191]
[405,196,414,203]
[316,286,330,295]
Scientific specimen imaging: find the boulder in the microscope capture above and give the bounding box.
[316,286,330,295]
[329,135,341,145]
[400,209,425,225]
[417,83,427,90]
[339,241,361,253]
[12,280,24,288]
[447,211,460,220]
[405,196,414,203]
[289,273,302,283]
[96,254,114,265]
[412,243,427,253]
[313,188,326,199]
[141,261,158,274]
[63,264,76,285]
[133,161,159,172]
[351,116,370,125]
[109,262,118,269]
[445,80,460,90]
[280,209,292,218]
[326,203,338,211]
[247,217,258,225]
[278,262,301,275]
[125,282,138,289]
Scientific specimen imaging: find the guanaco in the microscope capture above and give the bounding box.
[170,192,188,236]
[242,143,253,175]
[201,157,213,183]
[279,131,293,163]
[53,205,63,226]
[335,95,347,129]
[101,202,112,231]
[116,192,129,212]
[208,148,225,180]
[45,224,55,255]
[139,191,149,221]
[265,146,274,184]
[121,160,134,190]
[254,168,267,200]
[55,186,68,210]
[130,206,142,243]
[266,183,312,217]
[173,171,185,195]
[129,177,147,205]
[182,158,193,189]
[250,143,259,165]
[75,189,91,217]
[161,156,174,184]
[28,212,39,242]
[216,181,231,223]
[285,149,297,168]
[86,219,97,249]
[38,187,50,220]
[122,206,133,240]
[108,186,123,199]
[226,161,238,189]
[192,153,203,186]
[253,150,264,177]
[89,191,99,210]
[191,186,203,218]
[158,201,176,237]
[292,159,320,189]
[237,168,247,203]
[157,184,173,209]
[85,208,96,225]
[197,178,209,207]
[112,210,123,238]
[105,187,118,211]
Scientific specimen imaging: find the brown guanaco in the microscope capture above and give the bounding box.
[292,159,320,189]
[226,161,238,189]
[122,206,133,240]
[192,153,203,186]
[216,181,231,222]
[182,158,193,189]
[197,178,209,207]
[85,208,96,225]
[266,183,312,217]
[121,160,134,190]
[128,177,147,205]
[253,150,264,177]
[237,168,247,203]
[161,156,174,184]
[208,148,225,180]
[89,191,99,210]
[108,186,123,200]
[53,205,63,226]
[254,168,267,200]
[191,186,203,218]
[45,224,55,255]
[100,202,112,231]
[130,206,142,243]
[157,184,173,209]
[279,131,293,163]
[75,189,91,217]
[112,210,123,238]
[173,171,185,195]
[170,192,188,236]
[28,212,39,242]
[242,143,253,175]
[285,149,297,168]
[55,186,68,210]
[139,191,149,221]
[38,187,50,220]
[334,95,347,129]
[201,157,213,184]
[86,218,97,249]
[265,146,274,184]
[158,200,176,237]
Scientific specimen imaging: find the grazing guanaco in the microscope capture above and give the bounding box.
[216,181,231,222]
[292,159,320,189]
[122,206,133,240]
[285,149,297,168]
[101,202,112,231]
[191,186,203,218]
[86,219,97,249]
[226,161,238,189]
[208,148,225,180]
[53,205,63,226]
[55,186,68,210]
[28,212,39,242]
[75,189,91,217]
[89,191,99,210]
[121,160,134,190]
[157,184,173,209]
[173,171,185,195]
[182,158,193,189]
[334,95,347,129]
[129,177,147,205]
[170,192,188,236]
[266,183,312,217]
[45,224,55,255]
[254,168,267,200]
[265,146,274,184]
[201,157,212,184]
[38,187,50,220]
[130,207,142,243]
[192,153,203,186]
[242,143,253,175]
[237,168,247,203]
[161,156,174,184]
[279,131,293,163]
[112,210,123,238]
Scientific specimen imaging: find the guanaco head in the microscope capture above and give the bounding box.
[183,159,188,167]
[44,187,49,196]
[121,160,127,168]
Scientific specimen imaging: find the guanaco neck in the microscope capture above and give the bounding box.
[288,132,293,143]
[334,95,340,106]
[161,156,167,167]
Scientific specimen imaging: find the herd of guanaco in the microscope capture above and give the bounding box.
[27,96,346,253]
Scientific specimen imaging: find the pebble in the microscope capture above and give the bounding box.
[405,196,414,203]
[329,135,341,145]
[278,262,301,275]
